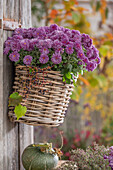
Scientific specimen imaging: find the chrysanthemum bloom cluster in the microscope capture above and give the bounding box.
[4,24,101,83]
[104,146,113,169]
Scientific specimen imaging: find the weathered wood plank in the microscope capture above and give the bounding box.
[19,1,33,169]
[19,124,34,170]
[0,0,4,169]
[0,0,33,170]
[2,0,19,169]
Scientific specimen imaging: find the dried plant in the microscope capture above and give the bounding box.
[70,142,110,170]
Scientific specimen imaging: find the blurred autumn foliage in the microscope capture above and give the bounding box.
[32,0,113,146]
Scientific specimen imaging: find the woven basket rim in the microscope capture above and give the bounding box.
[16,64,61,74]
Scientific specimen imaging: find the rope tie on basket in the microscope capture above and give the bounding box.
[19,66,54,99]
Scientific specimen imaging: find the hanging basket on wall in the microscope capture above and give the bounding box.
[8,65,74,127]
[5,24,101,127]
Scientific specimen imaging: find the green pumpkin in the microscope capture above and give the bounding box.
[22,144,59,170]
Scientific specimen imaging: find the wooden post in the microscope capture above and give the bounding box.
[0,0,34,170]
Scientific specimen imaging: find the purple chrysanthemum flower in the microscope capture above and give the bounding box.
[13,28,24,36]
[82,33,92,49]
[51,53,62,64]
[74,42,82,51]
[23,55,32,65]
[13,35,23,40]
[50,35,59,41]
[66,31,72,38]
[77,50,85,59]
[24,29,33,39]
[110,146,113,150]
[29,38,38,50]
[95,56,101,64]
[55,47,64,54]
[3,47,10,55]
[10,40,21,51]
[65,45,74,54]
[39,54,49,64]
[58,26,65,32]
[33,27,46,39]
[50,24,58,32]
[9,51,20,62]
[92,45,99,57]
[86,62,96,71]
[67,41,74,47]
[20,39,30,50]
[74,34,81,42]
[4,40,12,47]
[104,155,109,159]
[84,39,92,49]
[40,47,49,54]
[37,40,45,48]
[82,34,90,42]
[44,39,53,48]
[71,30,81,38]
[44,26,51,34]
[61,37,69,46]
[7,37,13,40]
[53,40,62,48]
[89,56,97,61]
[86,48,93,58]
[83,57,89,64]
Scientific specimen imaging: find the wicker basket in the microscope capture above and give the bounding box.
[8,65,74,127]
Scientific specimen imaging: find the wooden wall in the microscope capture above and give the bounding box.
[0,0,34,170]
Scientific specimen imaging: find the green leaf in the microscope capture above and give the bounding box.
[66,72,71,79]
[54,65,57,68]
[29,68,33,73]
[96,1,101,11]
[9,92,22,106]
[66,78,71,84]
[63,76,65,82]
[14,104,27,120]
[10,92,19,99]
[72,12,81,24]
